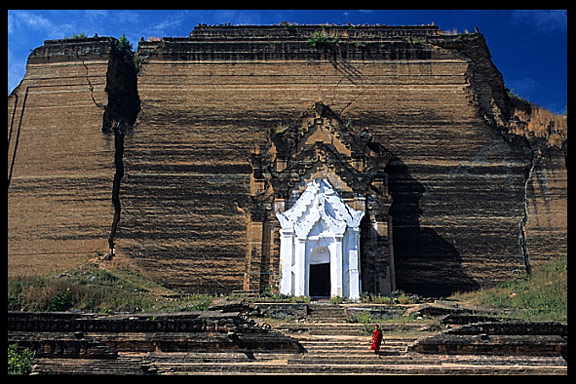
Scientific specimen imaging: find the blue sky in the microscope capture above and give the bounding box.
[7,9,567,114]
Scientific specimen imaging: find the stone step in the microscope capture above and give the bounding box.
[296,342,410,352]
[32,346,567,375]
[151,359,568,375]
[306,314,348,322]
[306,317,348,323]
[147,347,568,373]
[295,335,417,344]
[277,321,429,335]
[137,339,568,368]
[299,351,565,364]
[31,357,154,375]
[142,350,568,367]
[298,347,408,355]
[305,343,413,352]
[293,334,419,354]
[308,313,348,317]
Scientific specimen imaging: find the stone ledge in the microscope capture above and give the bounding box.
[409,321,567,358]
[8,311,304,360]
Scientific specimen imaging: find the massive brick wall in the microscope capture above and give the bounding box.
[8,26,567,297]
[523,147,567,267]
[8,38,116,275]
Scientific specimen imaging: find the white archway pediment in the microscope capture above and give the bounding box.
[308,217,331,238]
[276,178,364,239]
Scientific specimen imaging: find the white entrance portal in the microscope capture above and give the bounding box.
[276,179,365,299]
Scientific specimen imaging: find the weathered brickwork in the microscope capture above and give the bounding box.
[8,25,567,297]
[8,38,116,274]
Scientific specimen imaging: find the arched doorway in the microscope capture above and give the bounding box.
[309,263,330,297]
[309,246,331,297]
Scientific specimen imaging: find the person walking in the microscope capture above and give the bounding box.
[370,324,383,356]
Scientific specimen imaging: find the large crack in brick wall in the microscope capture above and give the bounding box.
[102,40,141,258]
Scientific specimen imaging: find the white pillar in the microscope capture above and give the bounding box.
[331,236,343,297]
[347,227,361,300]
[342,233,349,297]
[279,229,294,296]
[294,237,307,296]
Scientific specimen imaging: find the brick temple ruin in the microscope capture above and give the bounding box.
[8,24,567,298]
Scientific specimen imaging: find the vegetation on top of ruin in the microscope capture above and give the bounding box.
[63,32,89,40]
[116,33,133,55]
[506,89,567,149]
[307,29,342,48]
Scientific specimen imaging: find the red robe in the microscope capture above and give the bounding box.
[370,329,383,352]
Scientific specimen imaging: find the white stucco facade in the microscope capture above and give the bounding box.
[276,178,365,299]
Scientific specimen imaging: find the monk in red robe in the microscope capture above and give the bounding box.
[370,324,383,355]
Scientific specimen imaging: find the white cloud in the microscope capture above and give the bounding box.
[147,11,187,36]
[510,10,567,34]
[15,11,52,29]
[8,12,15,35]
[9,10,70,39]
[83,9,109,20]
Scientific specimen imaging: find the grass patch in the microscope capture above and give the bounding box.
[451,257,567,322]
[7,260,215,314]
[360,291,422,304]
[8,255,566,324]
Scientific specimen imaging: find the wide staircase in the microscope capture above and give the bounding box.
[105,302,565,375]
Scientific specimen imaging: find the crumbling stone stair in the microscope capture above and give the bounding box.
[33,345,567,375]
[113,327,565,374]
[306,302,348,323]
[63,304,564,375]
[25,305,567,375]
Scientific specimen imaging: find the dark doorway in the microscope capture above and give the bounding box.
[309,263,330,297]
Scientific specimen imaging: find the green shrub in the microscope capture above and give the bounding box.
[47,288,73,311]
[64,32,89,39]
[329,296,345,304]
[307,30,341,48]
[372,296,394,304]
[118,33,133,53]
[347,310,375,323]
[360,291,419,304]
[8,344,36,375]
